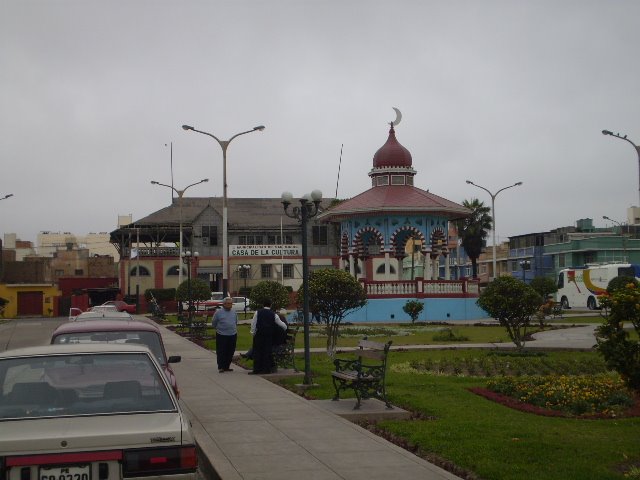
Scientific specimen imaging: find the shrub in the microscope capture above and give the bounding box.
[606,275,639,294]
[402,299,424,323]
[144,288,176,302]
[596,283,640,391]
[248,281,290,311]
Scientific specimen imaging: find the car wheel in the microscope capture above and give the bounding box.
[587,297,596,310]
[561,296,569,309]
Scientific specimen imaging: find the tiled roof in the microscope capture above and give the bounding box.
[318,186,470,221]
[130,197,334,228]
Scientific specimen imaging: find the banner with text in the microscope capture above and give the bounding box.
[230,245,302,257]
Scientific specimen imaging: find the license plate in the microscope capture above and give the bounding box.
[39,464,91,480]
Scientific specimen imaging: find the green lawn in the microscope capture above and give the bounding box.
[164,315,640,479]
[273,349,640,480]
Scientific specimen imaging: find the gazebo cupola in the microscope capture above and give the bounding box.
[369,124,417,188]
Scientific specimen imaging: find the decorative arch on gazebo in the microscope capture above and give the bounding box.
[340,232,350,260]
[429,228,449,258]
[389,226,425,259]
[352,226,385,259]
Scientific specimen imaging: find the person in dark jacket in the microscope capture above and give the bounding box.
[249,299,287,374]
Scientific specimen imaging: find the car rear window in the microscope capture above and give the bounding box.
[0,352,175,420]
[53,331,166,365]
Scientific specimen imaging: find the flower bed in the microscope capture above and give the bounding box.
[479,373,638,418]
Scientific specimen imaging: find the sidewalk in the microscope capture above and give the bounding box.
[160,327,462,480]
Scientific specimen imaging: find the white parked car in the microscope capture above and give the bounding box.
[0,343,197,480]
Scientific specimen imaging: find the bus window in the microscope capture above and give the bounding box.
[557,272,564,289]
[618,267,634,277]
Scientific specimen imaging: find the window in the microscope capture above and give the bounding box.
[202,226,218,246]
[376,176,389,186]
[558,253,566,268]
[74,269,84,275]
[167,265,185,276]
[312,226,328,245]
[283,264,294,278]
[375,264,396,274]
[54,269,64,276]
[261,264,272,278]
[266,234,293,244]
[238,235,263,245]
[130,266,150,276]
[391,175,405,185]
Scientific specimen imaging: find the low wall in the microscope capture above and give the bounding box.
[342,297,489,323]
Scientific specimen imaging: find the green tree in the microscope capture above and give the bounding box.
[248,281,290,311]
[606,275,639,294]
[529,277,558,301]
[476,276,542,350]
[297,268,367,357]
[175,278,210,304]
[455,198,492,279]
[403,299,424,323]
[596,284,640,391]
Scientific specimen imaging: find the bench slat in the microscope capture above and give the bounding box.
[357,339,387,350]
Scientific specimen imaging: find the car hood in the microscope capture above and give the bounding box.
[0,412,193,455]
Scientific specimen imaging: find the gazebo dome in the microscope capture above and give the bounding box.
[372,125,412,168]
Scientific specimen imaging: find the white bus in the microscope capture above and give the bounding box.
[556,263,640,310]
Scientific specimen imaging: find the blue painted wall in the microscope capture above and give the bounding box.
[341,297,489,323]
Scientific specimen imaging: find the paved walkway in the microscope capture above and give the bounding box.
[161,322,599,480]
[162,327,462,480]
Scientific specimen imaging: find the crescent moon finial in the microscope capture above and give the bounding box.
[392,107,402,127]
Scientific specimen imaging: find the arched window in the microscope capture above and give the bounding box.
[167,265,185,276]
[130,266,150,277]
[376,264,396,274]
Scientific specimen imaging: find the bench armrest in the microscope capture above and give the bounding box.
[333,358,359,372]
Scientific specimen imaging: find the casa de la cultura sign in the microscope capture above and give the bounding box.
[230,245,302,257]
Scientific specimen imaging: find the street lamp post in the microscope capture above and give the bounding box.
[182,124,265,297]
[465,180,523,281]
[151,179,209,286]
[519,259,530,282]
[182,251,199,324]
[281,190,323,386]
[603,215,628,262]
[602,130,640,206]
[237,264,251,289]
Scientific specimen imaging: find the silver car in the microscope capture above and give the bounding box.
[0,343,197,480]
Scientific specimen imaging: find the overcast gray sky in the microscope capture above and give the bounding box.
[2,0,639,246]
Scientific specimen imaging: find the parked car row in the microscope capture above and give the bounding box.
[0,309,197,480]
[181,294,250,313]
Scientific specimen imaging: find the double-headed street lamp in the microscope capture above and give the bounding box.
[1,194,13,201]
[466,180,523,281]
[151,179,209,286]
[602,130,640,206]
[182,124,265,297]
[603,215,628,261]
[281,190,323,386]
[519,259,530,282]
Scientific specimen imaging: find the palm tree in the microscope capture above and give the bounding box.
[456,198,492,279]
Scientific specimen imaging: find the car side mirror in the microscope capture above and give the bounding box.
[168,355,182,364]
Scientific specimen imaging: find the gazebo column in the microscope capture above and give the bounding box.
[431,255,439,280]
[384,251,390,276]
[424,255,432,280]
[349,254,355,277]
[444,253,450,280]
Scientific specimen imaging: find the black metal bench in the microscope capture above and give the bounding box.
[331,339,393,410]
[272,324,300,371]
[551,302,564,319]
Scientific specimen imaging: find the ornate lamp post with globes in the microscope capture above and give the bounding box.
[181,123,265,297]
[281,189,323,385]
[182,251,199,325]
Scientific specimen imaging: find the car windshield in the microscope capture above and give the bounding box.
[0,352,175,420]
[52,331,166,365]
